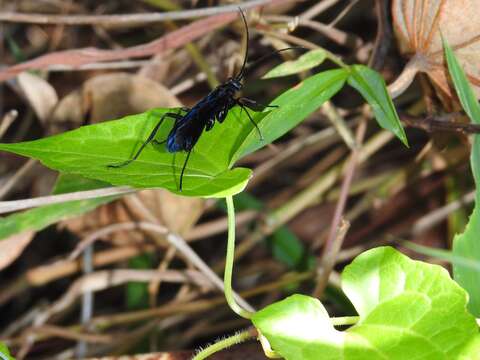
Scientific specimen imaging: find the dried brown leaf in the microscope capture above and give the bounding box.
[51,73,181,131]
[0,230,35,270]
[18,72,58,123]
[392,0,480,99]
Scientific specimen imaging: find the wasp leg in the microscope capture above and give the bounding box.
[108,112,182,168]
[238,97,279,110]
[152,139,167,146]
[153,108,189,145]
[236,100,264,141]
[179,149,192,191]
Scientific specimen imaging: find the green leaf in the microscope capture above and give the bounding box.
[233,68,349,161]
[252,247,480,359]
[443,36,480,317]
[267,227,314,271]
[52,173,110,194]
[0,109,255,198]
[0,342,14,360]
[403,240,480,272]
[262,49,327,79]
[0,69,348,198]
[0,174,116,241]
[347,65,408,146]
[442,37,480,126]
[453,205,480,316]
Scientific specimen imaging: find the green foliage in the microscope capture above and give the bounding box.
[262,49,327,79]
[0,58,409,197]
[0,174,117,241]
[126,254,154,310]
[404,240,480,272]
[0,109,256,198]
[443,37,480,317]
[347,65,408,146]
[0,342,14,360]
[267,227,314,271]
[0,70,350,198]
[231,69,349,161]
[252,247,480,360]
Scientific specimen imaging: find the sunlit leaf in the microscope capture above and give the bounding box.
[0,109,256,198]
[233,68,349,161]
[253,247,480,359]
[0,69,349,198]
[0,341,15,360]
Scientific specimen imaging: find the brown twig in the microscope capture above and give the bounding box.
[0,110,18,138]
[411,190,476,236]
[0,186,134,214]
[264,15,363,49]
[67,222,164,261]
[401,113,480,134]
[0,159,37,200]
[313,118,367,297]
[313,219,350,297]
[0,0,295,83]
[0,0,287,25]
[26,325,114,344]
[369,0,392,70]
[16,268,211,358]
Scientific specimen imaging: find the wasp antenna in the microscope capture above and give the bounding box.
[235,7,249,81]
[245,46,306,76]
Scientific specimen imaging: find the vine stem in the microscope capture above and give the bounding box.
[192,329,255,360]
[224,196,255,319]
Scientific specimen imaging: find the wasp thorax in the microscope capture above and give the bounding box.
[228,78,242,91]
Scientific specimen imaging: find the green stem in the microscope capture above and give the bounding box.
[224,195,254,319]
[192,329,254,360]
[331,316,359,326]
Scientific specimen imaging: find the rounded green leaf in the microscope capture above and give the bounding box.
[252,247,480,359]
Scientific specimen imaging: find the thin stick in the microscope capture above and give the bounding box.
[412,190,476,236]
[0,159,37,199]
[0,0,285,25]
[139,222,254,312]
[0,186,135,214]
[0,110,18,138]
[313,118,367,297]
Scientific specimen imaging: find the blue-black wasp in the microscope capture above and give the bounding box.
[108,9,297,191]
